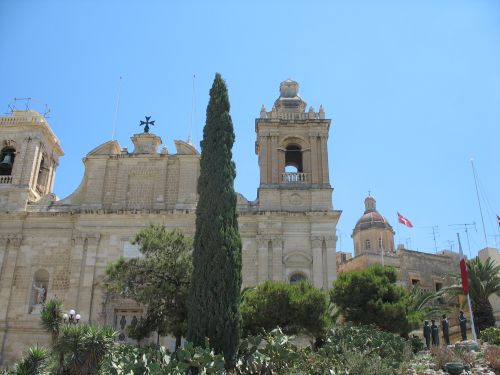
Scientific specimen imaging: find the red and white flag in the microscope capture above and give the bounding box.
[497,215,500,228]
[397,212,413,228]
[457,233,469,295]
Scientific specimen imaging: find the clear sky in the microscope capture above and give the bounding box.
[1,0,499,257]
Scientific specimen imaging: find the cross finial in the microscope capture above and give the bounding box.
[140,116,155,133]
[368,190,371,197]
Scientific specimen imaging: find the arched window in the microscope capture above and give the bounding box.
[284,144,303,173]
[0,147,15,176]
[289,272,307,284]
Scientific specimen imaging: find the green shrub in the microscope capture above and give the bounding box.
[480,327,500,345]
[409,334,424,354]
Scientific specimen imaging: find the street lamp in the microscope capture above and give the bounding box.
[63,309,81,324]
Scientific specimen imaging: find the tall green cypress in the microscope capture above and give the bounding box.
[187,73,242,368]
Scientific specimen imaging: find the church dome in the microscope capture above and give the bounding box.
[353,195,393,232]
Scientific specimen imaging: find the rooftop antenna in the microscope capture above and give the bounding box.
[447,239,455,251]
[430,225,439,253]
[111,76,123,141]
[188,74,196,145]
[449,222,476,258]
[471,158,488,246]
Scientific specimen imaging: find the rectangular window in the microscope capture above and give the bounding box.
[366,239,371,250]
[411,279,420,286]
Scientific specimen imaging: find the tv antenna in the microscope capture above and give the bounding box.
[5,97,51,118]
[446,239,455,251]
[449,222,476,258]
[430,225,439,253]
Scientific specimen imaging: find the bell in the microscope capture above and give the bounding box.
[0,153,13,168]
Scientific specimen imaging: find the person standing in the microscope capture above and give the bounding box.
[423,320,431,349]
[431,319,440,346]
[441,314,450,345]
[459,310,467,341]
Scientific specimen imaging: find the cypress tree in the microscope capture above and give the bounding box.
[187,73,242,368]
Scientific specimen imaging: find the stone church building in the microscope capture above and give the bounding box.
[0,80,341,364]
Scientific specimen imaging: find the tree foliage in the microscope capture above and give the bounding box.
[330,265,445,336]
[105,226,193,347]
[240,281,330,339]
[187,73,242,369]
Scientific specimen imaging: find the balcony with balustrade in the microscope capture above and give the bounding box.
[282,172,308,183]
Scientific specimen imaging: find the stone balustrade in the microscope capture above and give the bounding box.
[0,176,13,184]
[282,172,308,183]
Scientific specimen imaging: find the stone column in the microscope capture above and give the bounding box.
[309,135,319,184]
[258,136,268,184]
[78,234,100,323]
[270,133,279,184]
[320,135,329,184]
[257,238,269,283]
[311,236,323,288]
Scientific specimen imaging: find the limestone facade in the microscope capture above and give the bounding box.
[0,80,341,365]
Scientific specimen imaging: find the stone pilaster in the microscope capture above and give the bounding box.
[311,236,323,288]
[257,237,269,283]
[76,234,100,323]
[66,234,86,311]
[271,237,283,281]
[325,235,337,288]
[270,133,279,184]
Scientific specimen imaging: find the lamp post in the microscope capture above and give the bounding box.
[62,309,81,325]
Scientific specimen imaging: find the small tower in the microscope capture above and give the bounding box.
[255,80,332,211]
[352,195,395,256]
[0,110,63,211]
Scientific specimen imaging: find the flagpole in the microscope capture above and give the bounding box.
[457,233,477,341]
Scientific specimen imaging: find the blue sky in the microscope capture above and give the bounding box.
[1,0,499,256]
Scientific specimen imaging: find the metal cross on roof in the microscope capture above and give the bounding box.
[140,116,155,133]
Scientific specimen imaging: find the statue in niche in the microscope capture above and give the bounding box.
[33,283,46,305]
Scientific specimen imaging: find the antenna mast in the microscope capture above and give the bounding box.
[188,74,196,144]
[111,76,123,141]
[471,159,488,246]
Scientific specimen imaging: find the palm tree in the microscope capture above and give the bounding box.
[445,257,500,335]
[40,298,63,345]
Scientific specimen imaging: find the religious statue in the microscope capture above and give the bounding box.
[459,310,467,341]
[441,314,450,345]
[431,319,440,346]
[423,320,431,349]
[32,283,46,305]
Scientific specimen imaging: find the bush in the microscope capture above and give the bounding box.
[430,345,457,370]
[480,327,500,345]
[484,345,500,371]
[241,281,330,339]
[409,334,424,354]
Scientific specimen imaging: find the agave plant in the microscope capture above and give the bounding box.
[53,324,116,375]
[39,298,64,345]
[13,345,49,375]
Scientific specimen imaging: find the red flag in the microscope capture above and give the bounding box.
[497,215,500,228]
[457,233,469,295]
[397,212,413,228]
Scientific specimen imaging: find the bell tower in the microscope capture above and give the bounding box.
[255,80,332,211]
[0,110,64,211]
